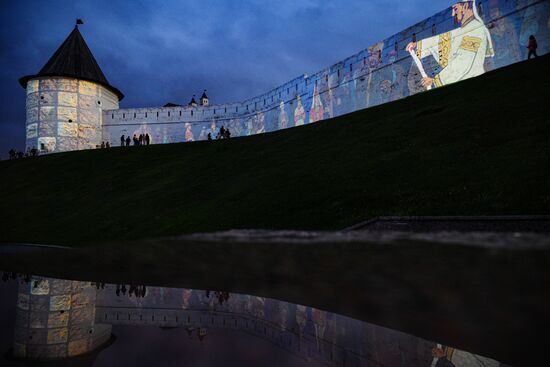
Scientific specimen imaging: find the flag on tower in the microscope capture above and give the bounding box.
[76,19,84,25]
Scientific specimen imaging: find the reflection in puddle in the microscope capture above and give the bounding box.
[1,272,505,366]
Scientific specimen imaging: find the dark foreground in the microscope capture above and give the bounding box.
[1,55,549,245]
[1,231,548,366]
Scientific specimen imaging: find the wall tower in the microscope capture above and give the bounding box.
[200,90,209,106]
[19,22,124,154]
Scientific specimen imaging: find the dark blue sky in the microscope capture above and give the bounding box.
[0,0,456,158]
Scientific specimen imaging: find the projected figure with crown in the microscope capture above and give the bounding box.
[406,0,494,89]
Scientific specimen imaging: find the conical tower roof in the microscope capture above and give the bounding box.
[19,25,124,100]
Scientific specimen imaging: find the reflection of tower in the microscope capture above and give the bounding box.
[12,276,112,360]
[18,21,123,154]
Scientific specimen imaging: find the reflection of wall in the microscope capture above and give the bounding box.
[12,277,111,360]
[94,286,502,367]
[100,0,548,148]
[25,77,119,153]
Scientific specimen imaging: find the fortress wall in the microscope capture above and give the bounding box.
[101,0,549,146]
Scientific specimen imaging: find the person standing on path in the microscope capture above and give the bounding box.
[527,35,538,59]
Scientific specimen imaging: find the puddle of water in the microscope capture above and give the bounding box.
[0,272,507,367]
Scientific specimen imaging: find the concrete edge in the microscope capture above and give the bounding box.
[342,215,550,231]
[0,243,72,250]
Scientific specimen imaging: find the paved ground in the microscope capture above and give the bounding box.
[0,230,548,366]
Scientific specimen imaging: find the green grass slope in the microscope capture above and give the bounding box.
[1,55,549,245]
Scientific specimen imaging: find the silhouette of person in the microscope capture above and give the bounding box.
[527,35,538,59]
[126,136,131,146]
[120,135,125,146]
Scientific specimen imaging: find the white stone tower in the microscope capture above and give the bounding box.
[13,277,112,360]
[19,22,124,154]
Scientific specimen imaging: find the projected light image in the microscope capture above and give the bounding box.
[100,0,549,149]
[25,77,119,152]
[4,274,505,366]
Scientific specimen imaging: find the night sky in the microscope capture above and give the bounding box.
[0,0,457,158]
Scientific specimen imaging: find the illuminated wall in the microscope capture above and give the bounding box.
[12,277,111,360]
[25,77,118,153]
[102,0,549,147]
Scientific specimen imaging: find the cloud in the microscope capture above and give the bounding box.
[0,0,457,156]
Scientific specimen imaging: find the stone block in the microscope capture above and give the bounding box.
[15,308,29,328]
[27,328,48,344]
[68,339,89,357]
[48,311,69,328]
[47,327,68,344]
[17,293,29,310]
[51,279,72,295]
[50,295,71,311]
[30,296,49,312]
[30,280,50,295]
[29,312,48,329]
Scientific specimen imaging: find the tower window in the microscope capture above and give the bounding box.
[350,64,353,72]
[68,119,73,122]
[156,112,159,117]
[40,96,44,99]
[337,69,340,78]
[214,109,216,114]
[224,107,227,113]
[134,113,136,118]
[168,111,170,117]
[191,110,193,116]
[97,101,101,105]
[412,33,416,42]
[112,114,114,119]
[236,107,238,112]
[123,113,125,118]
[179,111,182,116]
[145,112,148,118]
[432,23,437,35]
[394,42,398,51]
[246,105,249,111]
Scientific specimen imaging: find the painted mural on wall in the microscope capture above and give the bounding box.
[97,0,549,150]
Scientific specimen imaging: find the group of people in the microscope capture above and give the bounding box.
[96,141,111,149]
[120,133,151,147]
[1,272,31,283]
[8,147,38,159]
[115,283,147,298]
[204,290,231,305]
[208,126,231,141]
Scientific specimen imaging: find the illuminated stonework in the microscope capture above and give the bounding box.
[13,277,111,360]
[21,1,549,154]
[25,77,118,153]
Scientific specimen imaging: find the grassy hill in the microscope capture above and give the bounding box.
[1,55,549,245]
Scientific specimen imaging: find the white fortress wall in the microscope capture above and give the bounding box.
[102,0,549,146]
